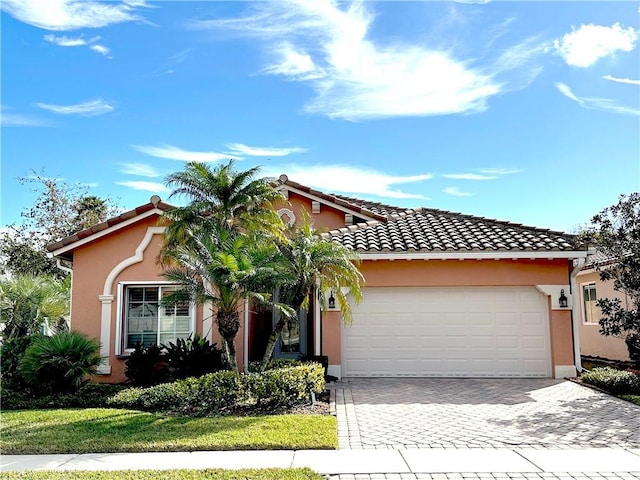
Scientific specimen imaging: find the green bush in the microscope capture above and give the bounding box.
[247,358,304,372]
[109,363,325,416]
[1,382,125,410]
[20,331,101,393]
[0,335,33,390]
[124,343,167,386]
[163,333,224,379]
[581,367,640,395]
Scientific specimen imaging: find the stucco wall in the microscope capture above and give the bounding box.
[576,269,630,361]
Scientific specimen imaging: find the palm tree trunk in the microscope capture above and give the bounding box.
[259,317,286,372]
[217,310,240,372]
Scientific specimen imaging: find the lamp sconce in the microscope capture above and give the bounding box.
[559,289,568,308]
[328,290,336,309]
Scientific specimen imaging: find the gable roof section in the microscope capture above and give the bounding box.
[331,193,409,216]
[275,175,388,222]
[46,196,172,260]
[327,207,581,258]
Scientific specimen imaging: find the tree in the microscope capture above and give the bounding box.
[0,170,120,278]
[259,210,364,371]
[161,161,288,371]
[587,192,640,367]
[0,275,70,340]
[162,224,291,371]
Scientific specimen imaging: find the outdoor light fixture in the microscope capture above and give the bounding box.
[559,289,568,308]
[328,291,336,309]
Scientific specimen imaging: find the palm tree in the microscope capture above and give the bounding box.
[162,225,292,371]
[161,160,284,261]
[259,210,364,371]
[0,275,69,340]
[160,161,289,371]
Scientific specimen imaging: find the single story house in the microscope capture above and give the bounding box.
[576,251,630,362]
[47,175,590,382]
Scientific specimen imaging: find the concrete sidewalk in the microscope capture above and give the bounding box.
[3,448,640,475]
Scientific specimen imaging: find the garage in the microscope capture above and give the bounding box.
[342,286,551,378]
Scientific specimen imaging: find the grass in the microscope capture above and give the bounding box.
[1,469,324,480]
[620,394,640,406]
[0,408,337,454]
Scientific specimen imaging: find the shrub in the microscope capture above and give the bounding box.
[20,331,101,393]
[163,333,225,379]
[124,343,167,386]
[1,382,125,410]
[247,358,304,373]
[109,363,325,416]
[581,367,640,395]
[0,335,33,390]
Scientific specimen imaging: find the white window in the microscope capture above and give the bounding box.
[582,283,598,324]
[124,285,193,349]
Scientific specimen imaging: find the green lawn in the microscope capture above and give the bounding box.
[1,469,323,480]
[0,408,337,454]
[620,394,640,406]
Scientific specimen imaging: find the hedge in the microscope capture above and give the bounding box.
[581,367,640,395]
[108,363,325,416]
[1,383,126,410]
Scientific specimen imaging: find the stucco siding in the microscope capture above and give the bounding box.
[577,270,630,361]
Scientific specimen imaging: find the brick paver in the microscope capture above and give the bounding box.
[335,378,640,450]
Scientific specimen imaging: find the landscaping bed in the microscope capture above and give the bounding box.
[578,366,640,406]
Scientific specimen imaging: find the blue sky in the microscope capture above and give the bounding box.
[2,0,638,233]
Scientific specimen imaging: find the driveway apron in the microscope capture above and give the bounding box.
[334,378,640,449]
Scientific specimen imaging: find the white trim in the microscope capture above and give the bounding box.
[359,251,589,261]
[52,208,166,258]
[280,185,379,221]
[536,284,572,310]
[571,258,587,373]
[103,227,166,296]
[314,291,321,356]
[243,299,249,374]
[579,281,598,324]
[277,208,296,227]
[98,294,114,374]
[327,364,341,379]
[555,365,577,378]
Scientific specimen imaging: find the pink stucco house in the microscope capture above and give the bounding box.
[47,175,590,382]
[576,252,630,362]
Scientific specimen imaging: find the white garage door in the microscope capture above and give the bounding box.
[342,286,551,378]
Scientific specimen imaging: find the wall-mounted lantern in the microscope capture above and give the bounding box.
[559,289,568,308]
[328,291,336,309]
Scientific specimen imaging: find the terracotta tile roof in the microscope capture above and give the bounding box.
[331,194,409,216]
[46,196,172,253]
[327,207,577,253]
[275,175,388,222]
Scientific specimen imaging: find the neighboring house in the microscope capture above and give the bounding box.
[47,175,590,382]
[576,251,630,362]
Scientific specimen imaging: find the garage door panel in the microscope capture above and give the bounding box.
[343,286,551,378]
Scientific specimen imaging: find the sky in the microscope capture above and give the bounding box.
[1,0,639,234]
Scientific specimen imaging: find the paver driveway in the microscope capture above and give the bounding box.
[334,378,640,449]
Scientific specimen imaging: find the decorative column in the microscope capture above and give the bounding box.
[97,294,113,374]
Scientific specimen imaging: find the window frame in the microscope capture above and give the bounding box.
[115,281,196,355]
[581,282,599,325]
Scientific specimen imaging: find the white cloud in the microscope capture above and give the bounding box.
[555,81,639,116]
[35,99,114,116]
[554,23,638,68]
[226,143,307,157]
[477,168,520,175]
[265,164,431,200]
[90,44,111,56]
[120,163,163,178]
[195,1,542,120]
[554,82,583,104]
[443,187,473,197]
[1,0,144,31]
[1,106,48,127]
[603,75,640,86]
[442,173,497,180]
[133,144,233,162]
[43,34,89,46]
[116,181,169,193]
